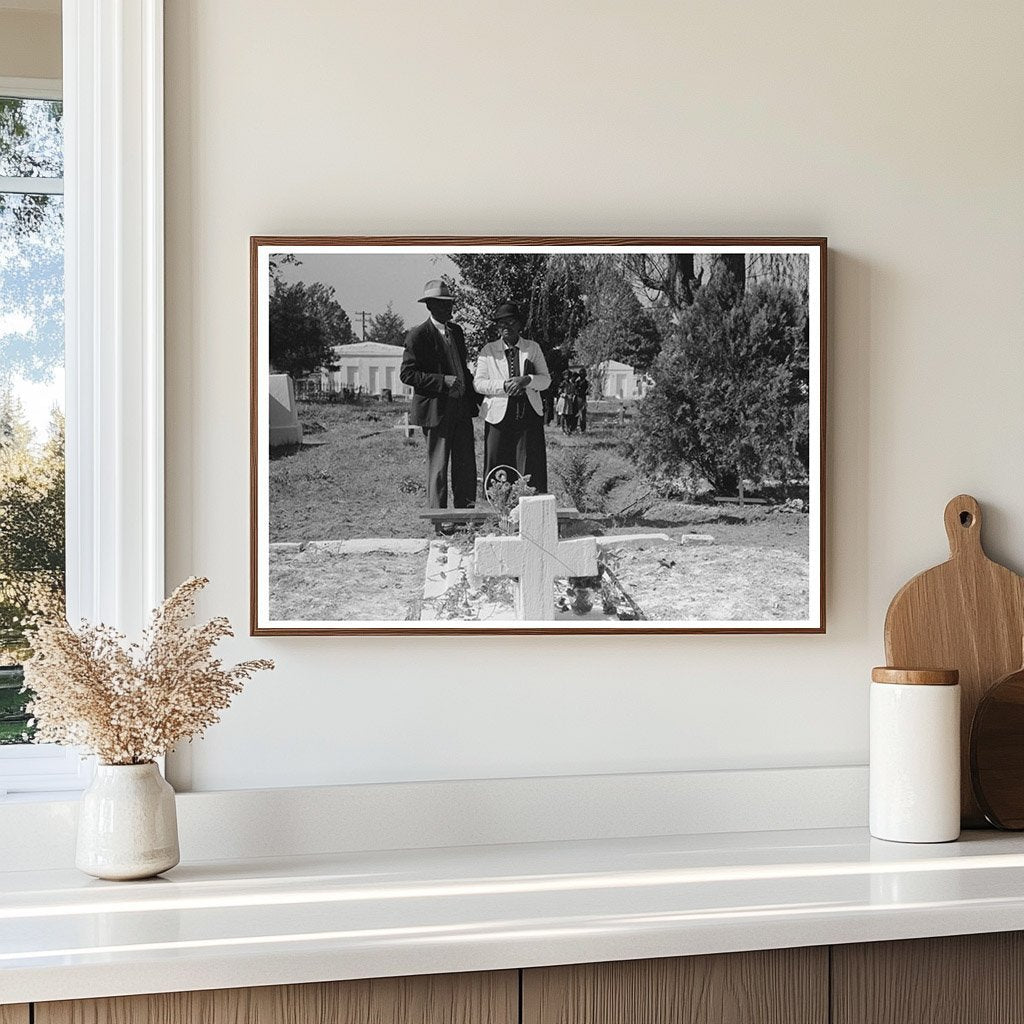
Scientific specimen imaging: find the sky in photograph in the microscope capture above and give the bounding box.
[275,253,461,339]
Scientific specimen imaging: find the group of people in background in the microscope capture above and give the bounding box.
[553,368,589,435]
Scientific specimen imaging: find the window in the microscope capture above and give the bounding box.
[0,80,83,795]
[0,87,65,738]
[0,5,167,798]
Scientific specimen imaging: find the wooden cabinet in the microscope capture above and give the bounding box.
[14,933,1024,1024]
[832,932,1024,1024]
[34,972,517,1024]
[522,948,828,1024]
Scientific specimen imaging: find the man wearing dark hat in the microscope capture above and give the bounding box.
[473,302,551,493]
[400,280,481,509]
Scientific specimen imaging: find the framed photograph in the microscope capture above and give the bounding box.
[251,237,826,635]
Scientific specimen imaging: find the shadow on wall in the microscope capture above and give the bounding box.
[828,249,872,637]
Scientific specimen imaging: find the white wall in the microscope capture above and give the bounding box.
[164,1,1024,791]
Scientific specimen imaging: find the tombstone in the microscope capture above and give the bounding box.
[269,373,302,447]
[474,495,597,620]
[392,411,415,440]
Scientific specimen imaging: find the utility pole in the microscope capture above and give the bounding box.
[353,310,371,341]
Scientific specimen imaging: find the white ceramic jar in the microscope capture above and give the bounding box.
[76,762,180,880]
[870,667,961,843]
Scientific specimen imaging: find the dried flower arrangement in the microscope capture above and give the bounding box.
[22,577,273,765]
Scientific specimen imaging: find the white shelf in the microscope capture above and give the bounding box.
[5,826,1024,1004]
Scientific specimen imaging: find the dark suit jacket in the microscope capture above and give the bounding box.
[400,318,481,428]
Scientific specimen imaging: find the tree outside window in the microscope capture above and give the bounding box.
[0,94,65,744]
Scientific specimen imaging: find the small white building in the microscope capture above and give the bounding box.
[324,341,412,397]
[597,359,649,400]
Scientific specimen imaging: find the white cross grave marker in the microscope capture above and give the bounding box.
[474,495,598,620]
[392,411,415,439]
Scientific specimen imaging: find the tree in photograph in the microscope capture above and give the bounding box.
[746,252,810,294]
[448,253,588,359]
[620,252,750,320]
[305,282,354,348]
[266,259,353,372]
[620,253,704,313]
[574,263,664,385]
[267,252,300,283]
[269,280,336,377]
[365,302,406,347]
[448,253,544,356]
[715,254,746,296]
[628,276,809,495]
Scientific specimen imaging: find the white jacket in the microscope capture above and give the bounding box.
[473,337,552,425]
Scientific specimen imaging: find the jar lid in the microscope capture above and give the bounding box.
[871,667,959,686]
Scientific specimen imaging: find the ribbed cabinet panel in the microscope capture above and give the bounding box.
[522,948,828,1024]
[34,972,518,1024]
[832,933,1024,1024]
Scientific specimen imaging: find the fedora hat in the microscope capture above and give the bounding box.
[417,279,455,303]
[492,301,523,322]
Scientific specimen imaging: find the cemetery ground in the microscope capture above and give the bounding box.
[267,400,810,622]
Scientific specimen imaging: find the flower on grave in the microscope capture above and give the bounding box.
[22,577,273,766]
[484,468,536,528]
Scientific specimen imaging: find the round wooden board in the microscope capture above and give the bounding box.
[971,664,1024,829]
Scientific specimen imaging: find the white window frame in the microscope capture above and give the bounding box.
[0,76,64,193]
[0,0,165,797]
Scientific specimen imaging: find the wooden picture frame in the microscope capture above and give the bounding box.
[251,237,827,635]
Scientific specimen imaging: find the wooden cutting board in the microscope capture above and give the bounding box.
[884,494,1024,826]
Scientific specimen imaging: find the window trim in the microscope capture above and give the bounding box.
[64,0,165,636]
[0,744,92,796]
[0,79,64,202]
[0,0,165,796]
[0,76,62,101]
[0,175,63,195]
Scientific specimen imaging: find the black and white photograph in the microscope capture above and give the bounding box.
[251,238,825,634]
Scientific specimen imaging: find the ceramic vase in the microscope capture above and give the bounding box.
[76,762,180,880]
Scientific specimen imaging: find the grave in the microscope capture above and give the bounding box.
[419,542,516,622]
[474,495,598,620]
[392,411,416,440]
[417,506,600,533]
[269,373,303,447]
[306,538,428,555]
[596,533,673,551]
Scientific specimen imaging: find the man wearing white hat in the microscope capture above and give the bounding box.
[399,280,481,510]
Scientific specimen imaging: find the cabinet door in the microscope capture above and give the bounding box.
[832,932,1024,1024]
[36,971,517,1024]
[0,1007,29,1024]
[523,948,828,1024]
